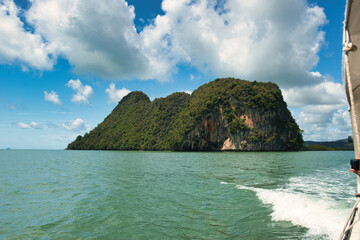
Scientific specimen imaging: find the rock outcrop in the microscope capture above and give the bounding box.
[67,78,304,151]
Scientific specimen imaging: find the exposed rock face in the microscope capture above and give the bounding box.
[177,104,302,151]
[169,78,303,151]
[67,78,304,151]
[222,138,236,150]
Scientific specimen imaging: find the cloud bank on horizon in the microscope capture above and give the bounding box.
[0,0,351,143]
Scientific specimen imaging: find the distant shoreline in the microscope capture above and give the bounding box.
[303,138,354,151]
[302,145,354,151]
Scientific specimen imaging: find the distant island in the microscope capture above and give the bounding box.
[304,139,354,151]
[67,78,304,151]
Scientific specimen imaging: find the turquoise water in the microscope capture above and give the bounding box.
[0,150,356,239]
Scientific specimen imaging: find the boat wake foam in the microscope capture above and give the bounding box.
[236,184,350,240]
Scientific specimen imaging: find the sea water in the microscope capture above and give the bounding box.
[0,150,356,239]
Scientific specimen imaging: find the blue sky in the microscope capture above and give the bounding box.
[0,0,351,149]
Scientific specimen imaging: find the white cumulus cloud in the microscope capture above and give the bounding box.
[66,79,93,104]
[281,77,351,140]
[61,118,90,131]
[282,81,347,108]
[0,0,327,86]
[44,90,62,106]
[26,0,153,79]
[0,0,54,70]
[332,109,352,132]
[105,83,131,103]
[141,0,327,87]
[298,108,352,141]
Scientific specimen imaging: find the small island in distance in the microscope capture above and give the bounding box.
[304,139,354,151]
[67,78,304,151]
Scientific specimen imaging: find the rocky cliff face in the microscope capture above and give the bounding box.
[67,78,304,151]
[179,106,301,151]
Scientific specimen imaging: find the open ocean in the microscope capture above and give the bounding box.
[0,150,356,239]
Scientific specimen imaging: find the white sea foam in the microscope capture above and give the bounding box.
[287,172,355,204]
[220,181,229,185]
[236,184,351,240]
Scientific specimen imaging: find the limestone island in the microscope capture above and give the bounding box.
[67,78,304,151]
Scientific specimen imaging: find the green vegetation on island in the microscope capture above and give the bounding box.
[303,145,336,151]
[67,78,304,151]
[303,139,354,151]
